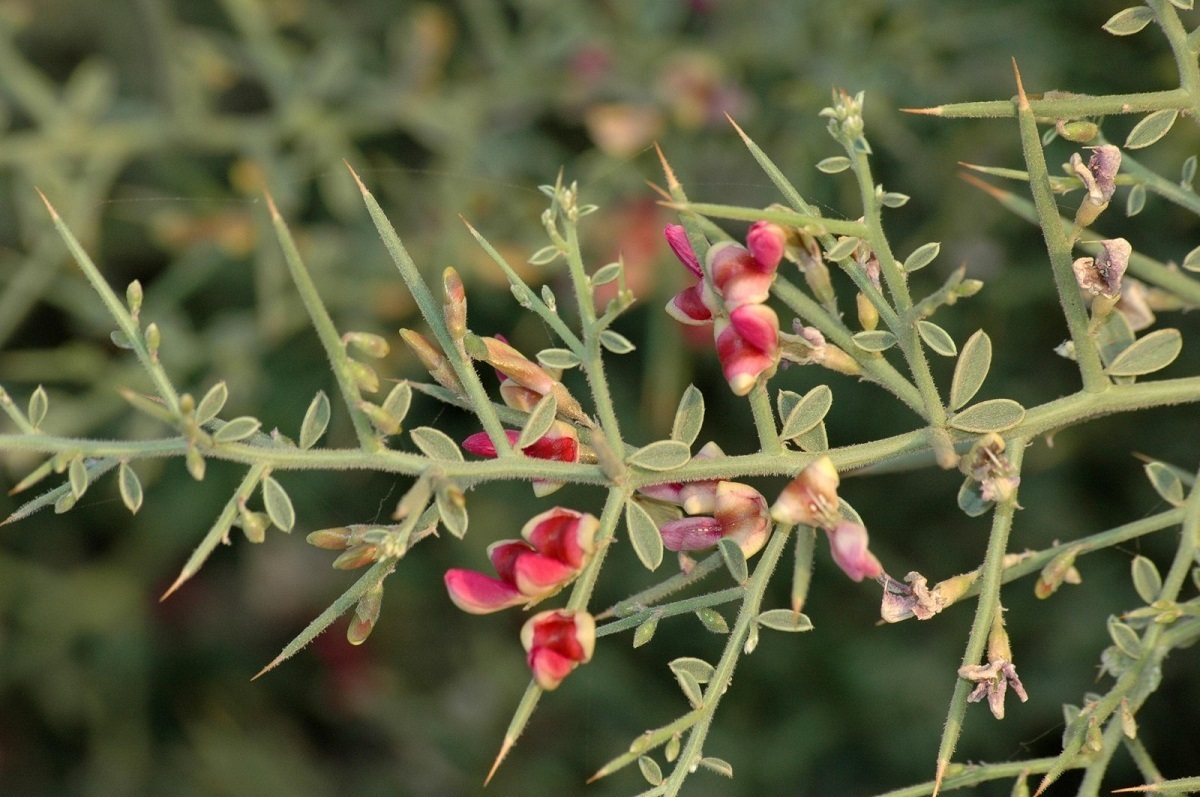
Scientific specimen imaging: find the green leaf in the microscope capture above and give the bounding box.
[1182,154,1197,189]
[300,391,331,449]
[185,445,205,481]
[1125,109,1178,149]
[110,329,135,350]
[528,244,562,265]
[536,347,582,370]
[627,440,691,471]
[1096,310,1137,368]
[436,483,468,539]
[118,461,143,514]
[213,416,262,443]
[673,669,704,708]
[625,500,664,571]
[950,330,992,410]
[957,476,992,517]
[1107,616,1143,657]
[55,491,76,514]
[699,757,734,778]
[668,657,715,683]
[196,381,229,425]
[516,394,558,449]
[671,384,705,446]
[852,330,897,352]
[599,330,636,354]
[638,756,663,786]
[68,456,88,499]
[633,616,658,648]
[825,236,861,261]
[917,320,957,357]
[410,426,465,461]
[1170,0,1195,9]
[1103,6,1155,35]
[838,497,864,526]
[1126,182,1146,216]
[28,385,48,428]
[591,261,622,286]
[261,475,295,532]
[757,609,814,632]
[382,382,413,421]
[1106,329,1182,376]
[794,421,828,453]
[1131,556,1163,604]
[1144,461,1186,506]
[881,192,910,208]
[778,385,833,440]
[1183,245,1200,272]
[903,241,941,273]
[816,156,852,174]
[718,538,748,583]
[950,398,1026,433]
[695,607,729,634]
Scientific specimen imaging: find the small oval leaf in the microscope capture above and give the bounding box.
[1107,616,1143,658]
[794,421,829,453]
[1126,182,1146,216]
[1131,556,1163,604]
[950,398,1026,433]
[599,330,636,354]
[718,538,748,584]
[1103,6,1155,35]
[196,382,228,425]
[825,236,861,261]
[1144,461,1186,506]
[671,385,705,446]
[816,156,852,174]
[957,476,992,517]
[262,475,295,532]
[638,756,664,787]
[674,669,704,708]
[1183,245,1200,273]
[699,757,734,778]
[950,330,992,410]
[516,394,558,450]
[852,330,897,352]
[626,500,664,571]
[536,348,582,370]
[1106,329,1182,376]
[779,385,833,440]
[382,382,413,421]
[1125,109,1178,150]
[410,426,465,461]
[903,241,941,273]
[213,416,262,443]
[436,484,469,539]
[917,320,957,357]
[591,261,623,286]
[757,609,814,632]
[668,657,715,683]
[881,192,910,208]
[627,440,692,471]
[695,608,729,634]
[68,456,88,499]
[28,386,48,428]
[118,461,143,514]
[300,391,331,449]
[633,616,659,648]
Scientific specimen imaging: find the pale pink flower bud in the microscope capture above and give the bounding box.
[664,224,702,278]
[746,221,787,272]
[707,241,776,310]
[771,455,840,528]
[825,521,883,582]
[521,610,595,691]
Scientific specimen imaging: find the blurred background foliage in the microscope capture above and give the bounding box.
[1,0,1198,795]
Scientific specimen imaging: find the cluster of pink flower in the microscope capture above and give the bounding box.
[639,442,770,558]
[444,507,597,690]
[665,222,788,395]
[770,456,883,582]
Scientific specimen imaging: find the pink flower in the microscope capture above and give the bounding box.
[745,221,787,272]
[707,241,777,310]
[658,480,770,557]
[639,441,724,513]
[664,225,714,325]
[520,609,595,691]
[444,508,598,614]
[770,456,841,528]
[462,422,579,496]
[714,305,780,396]
[825,521,883,582]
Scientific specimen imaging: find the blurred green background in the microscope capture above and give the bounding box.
[1,0,1199,795]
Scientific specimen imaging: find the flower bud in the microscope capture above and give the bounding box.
[856,292,879,331]
[443,267,467,340]
[126,280,143,319]
[333,542,379,570]
[399,328,463,392]
[520,609,595,691]
[825,521,883,582]
[347,582,384,646]
[745,221,787,272]
[771,456,840,528]
[144,322,161,362]
[342,332,390,359]
[481,336,588,424]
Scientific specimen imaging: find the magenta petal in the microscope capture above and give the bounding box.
[527,646,577,691]
[639,482,684,505]
[729,304,779,352]
[659,516,725,551]
[513,552,577,597]
[665,224,703,277]
[666,284,713,325]
[746,221,786,272]
[488,539,535,583]
[462,430,521,457]
[444,569,527,614]
[825,521,884,582]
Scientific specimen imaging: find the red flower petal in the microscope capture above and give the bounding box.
[512,552,577,597]
[665,224,703,278]
[443,569,528,614]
